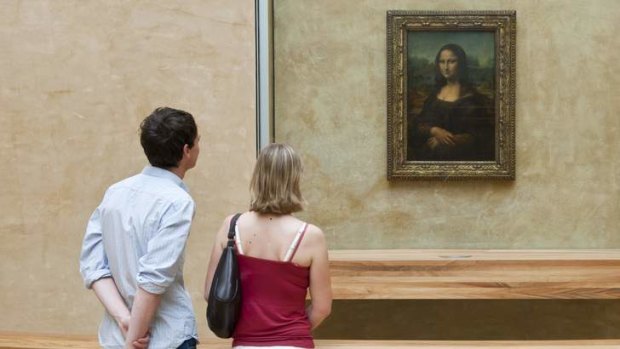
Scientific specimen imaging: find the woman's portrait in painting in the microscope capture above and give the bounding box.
[406,33,496,162]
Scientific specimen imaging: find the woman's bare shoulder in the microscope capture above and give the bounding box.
[304,223,323,234]
[302,223,326,246]
[223,212,244,227]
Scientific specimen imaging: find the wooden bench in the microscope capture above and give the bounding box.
[322,249,620,346]
[3,250,619,348]
[2,334,620,349]
[328,249,620,299]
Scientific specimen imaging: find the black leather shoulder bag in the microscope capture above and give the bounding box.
[207,213,242,338]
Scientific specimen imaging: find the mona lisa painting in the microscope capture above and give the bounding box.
[387,11,516,180]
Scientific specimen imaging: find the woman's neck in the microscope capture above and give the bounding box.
[438,82,461,102]
[445,78,460,86]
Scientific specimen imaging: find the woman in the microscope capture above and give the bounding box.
[205,143,332,349]
[411,43,494,161]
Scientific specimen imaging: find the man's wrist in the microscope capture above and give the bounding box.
[113,312,130,325]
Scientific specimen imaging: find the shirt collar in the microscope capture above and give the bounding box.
[141,166,189,193]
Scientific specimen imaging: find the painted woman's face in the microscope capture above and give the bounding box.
[438,49,459,81]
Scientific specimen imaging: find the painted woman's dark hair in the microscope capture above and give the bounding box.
[434,43,470,88]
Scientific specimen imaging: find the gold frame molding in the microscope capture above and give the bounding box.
[387,10,516,180]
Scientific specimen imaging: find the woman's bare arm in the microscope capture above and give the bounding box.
[204,215,234,301]
[306,226,332,329]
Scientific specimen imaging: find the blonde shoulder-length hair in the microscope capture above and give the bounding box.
[249,143,305,215]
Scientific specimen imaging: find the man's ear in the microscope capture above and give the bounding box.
[182,144,191,157]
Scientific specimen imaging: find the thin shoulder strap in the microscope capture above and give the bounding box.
[228,213,243,254]
[283,223,308,262]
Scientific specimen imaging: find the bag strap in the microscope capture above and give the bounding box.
[227,213,242,247]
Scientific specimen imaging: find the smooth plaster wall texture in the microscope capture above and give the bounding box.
[0,0,255,335]
[274,0,620,249]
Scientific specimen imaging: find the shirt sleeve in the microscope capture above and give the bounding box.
[79,206,112,289]
[137,198,195,295]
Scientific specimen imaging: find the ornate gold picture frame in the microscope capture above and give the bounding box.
[387,11,516,180]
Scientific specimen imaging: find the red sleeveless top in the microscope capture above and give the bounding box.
[232,224,314,348]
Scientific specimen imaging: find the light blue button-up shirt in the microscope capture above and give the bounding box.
[80,166,198,349]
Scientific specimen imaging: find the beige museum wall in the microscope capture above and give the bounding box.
[274,0,620,249]
[1,0,619,340]
[0,0,256,336]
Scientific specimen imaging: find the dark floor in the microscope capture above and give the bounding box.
[313,300,620,340]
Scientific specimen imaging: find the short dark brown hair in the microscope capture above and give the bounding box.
[140,107,197,168]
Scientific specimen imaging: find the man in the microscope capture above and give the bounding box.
[80,107,200,349]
